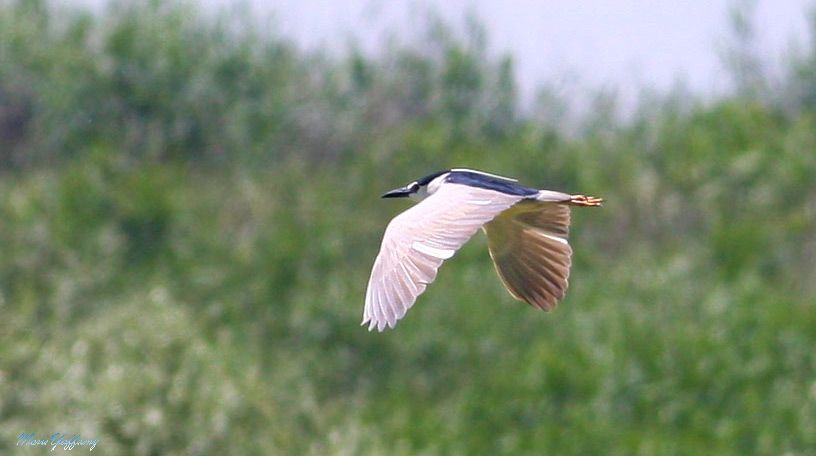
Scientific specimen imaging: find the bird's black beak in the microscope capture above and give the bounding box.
[381,186,413,198]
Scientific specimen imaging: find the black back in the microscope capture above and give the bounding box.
[445,170,538,196]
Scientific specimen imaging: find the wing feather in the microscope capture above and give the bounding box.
[485,201,573,311]
[363,183,523,331]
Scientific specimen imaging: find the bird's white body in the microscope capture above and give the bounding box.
[363,169,601,331]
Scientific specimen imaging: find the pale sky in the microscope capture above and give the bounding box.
[235,0,812,101]
[75,0,813,101]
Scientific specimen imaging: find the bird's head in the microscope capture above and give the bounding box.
[381,170,449,201]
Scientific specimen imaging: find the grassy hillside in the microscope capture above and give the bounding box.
[1,1,815,454]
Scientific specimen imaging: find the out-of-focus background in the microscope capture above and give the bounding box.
[1,0,815,453]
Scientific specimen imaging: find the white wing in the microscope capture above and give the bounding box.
[484,200,572,311]
[363,183,523,331]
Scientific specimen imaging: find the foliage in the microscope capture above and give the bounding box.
[0,1,815,454]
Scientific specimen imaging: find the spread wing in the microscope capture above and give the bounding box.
[363,183,523,331]
[484,200,573,311]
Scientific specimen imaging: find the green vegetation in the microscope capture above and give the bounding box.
[1,1,815,454]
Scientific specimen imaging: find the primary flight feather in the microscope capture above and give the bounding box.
[363,168,602,331]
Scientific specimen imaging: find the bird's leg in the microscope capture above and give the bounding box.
[567,194,603,207]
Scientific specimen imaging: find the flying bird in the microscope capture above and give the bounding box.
[363,168,602,331]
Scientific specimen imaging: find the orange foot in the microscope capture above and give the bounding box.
[568,194,603,207]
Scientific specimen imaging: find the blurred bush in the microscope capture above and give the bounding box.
[0,0,814,454]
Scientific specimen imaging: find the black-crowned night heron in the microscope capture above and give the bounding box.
[363,168,602,331]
